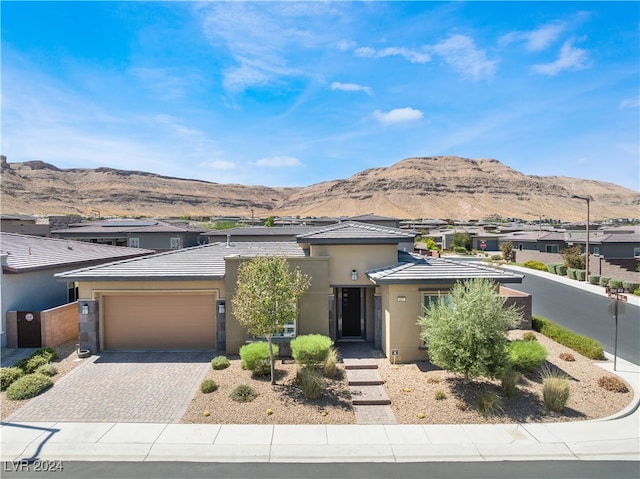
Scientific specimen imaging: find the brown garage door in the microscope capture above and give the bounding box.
[103,294,216,350]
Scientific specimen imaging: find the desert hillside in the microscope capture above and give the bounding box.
[1,155,638,221]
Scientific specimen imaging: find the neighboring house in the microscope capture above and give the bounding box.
[347,214,401,229]
[57,221,527,363]
[499,231,567,254]
[203,226,320,243]
[0,214,50,237]
[0,233,153,349]
[51,219,206,251]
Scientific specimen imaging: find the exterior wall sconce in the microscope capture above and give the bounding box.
[351,269,358,281]
[81,304,89,315]
[218,303,226,314]
[396,296,407,302]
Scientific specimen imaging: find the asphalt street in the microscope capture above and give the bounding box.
[509,273,640,364]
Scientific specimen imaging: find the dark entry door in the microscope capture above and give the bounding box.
[341,288,362,337]
[17,311,42,348]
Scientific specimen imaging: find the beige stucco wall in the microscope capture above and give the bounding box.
[309,244,397,286]
[224,257,330,355]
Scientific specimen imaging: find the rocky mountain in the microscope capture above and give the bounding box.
[1,155,638,221]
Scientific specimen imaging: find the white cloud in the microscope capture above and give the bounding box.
[337,40,356,52]
[205,160,236,170]
[355,46,430,64]
[330,82,372,95]
[499,22,565,51]
[531,40,590,76]
[371,107,423,125]
[255,156,303,167]
[430,35,496,81]
[620,96,640,109]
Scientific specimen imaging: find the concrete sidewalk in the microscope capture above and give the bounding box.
[1,357,638,463]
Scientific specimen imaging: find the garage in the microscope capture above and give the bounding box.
[103,294,216,350]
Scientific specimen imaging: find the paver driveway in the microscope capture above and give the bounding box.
[5,351,212,423]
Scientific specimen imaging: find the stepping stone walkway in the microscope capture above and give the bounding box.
[343,357,398,425]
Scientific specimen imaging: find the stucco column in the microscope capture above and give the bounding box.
[328,294,336,341]
[216,299,226,353]
[374,293,382,349]
[78,300,99,353]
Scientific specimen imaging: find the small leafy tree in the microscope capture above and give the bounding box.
[418,278,521,381]
[264,216,276,227]
[500,241,514,262]
[451,232,471,251]
[561,245,585,269]
[231,256,310,385]
[424,238,439,251]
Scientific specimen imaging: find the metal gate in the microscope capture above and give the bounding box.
[17,311,42,348]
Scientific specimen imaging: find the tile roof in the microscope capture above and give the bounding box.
[296,221,417,244]
[366,252,524,284]
[51,219,206,235]
[55,241,307,281]
[0,232,154,273]
[203,226,320,238]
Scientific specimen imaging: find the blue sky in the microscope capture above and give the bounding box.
[2,1,639,190]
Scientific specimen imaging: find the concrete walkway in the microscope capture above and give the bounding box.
[2,355,637,463]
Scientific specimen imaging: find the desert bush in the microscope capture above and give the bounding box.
[500,367,522,398]
[296,368,325,399]
[623,281,640,291]
[567,268,577,280]
[541,366,570,412]
[211,356,230,370]
[532,316,605,360]
[230,384,258,402]
[608,279,624,289]
[634,288,640,296]
[453,246,467,254]
[547,263,557,274]
[575,270,586,281]
[500,242,514,262]
[521,331,537,341]
[508,340,548,373]
[561,245,584,270]
[24,355,50,374]
[5,373,53,400]
[34,347,58,361]
[491,254,502,261]
[200,379,218,393]
[556,265,567,276]
[559,352,575,362]
[0,367,24,390]
[290,334,333,369]
[524,260,548,271]
[434,390,447,400]
[34,363,58,377]
[597,376,629,393]
[455,401,468,411]
[323,347,339,378]
[588,275,601,285]
[599,276,611,287]
[426,376,441,384]
[476,391,503,417]
[240,342,278,376]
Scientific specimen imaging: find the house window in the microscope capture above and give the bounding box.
[67,282,78,302]
[545,244,559,253]
[634,247,640,258]
[593,247,600,256]
[273,320,297,338]
[128,237,140,248]
[170,237,182,249]
[422,292,451,312]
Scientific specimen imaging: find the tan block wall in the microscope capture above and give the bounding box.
[41,302,79,347]
[499,286,532,330]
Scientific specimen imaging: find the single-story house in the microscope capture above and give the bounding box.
[0,233,153,349]
[204,226,320,243]
[51,218,206,251]
[0,214,50,237]
[56,221,527,362]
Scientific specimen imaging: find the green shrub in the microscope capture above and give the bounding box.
[229,384,258,402]
[575,270,586,281]
[34,347,58,361]
[508,340,548,373]
[623,282,640,291]
[0,367,24,390]
[323,347,339,378]
[532,316,605,360]
[296,368,325,399]
[599,277,611,287]
[524,260,548,271]
[521,331,537,341]
[556,265,567,276]
[5,373,53,400]
[634,288,640,296]
[491,255,502,261]
[200,379,218,393]
[567,268,577,280]
[547,264,557,274]
[609,279,624,289]
[501,367,522,398]
[34,363,58,377]
[239,342,278,376]
[453,246,467,254]
[290,334,333,368]
[24,355,50,374]
[588,275,601,285]
[211,356,230,370]
[541,366,570,412]
[476,391,503,417]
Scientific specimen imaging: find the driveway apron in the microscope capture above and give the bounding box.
[5,351,212,423]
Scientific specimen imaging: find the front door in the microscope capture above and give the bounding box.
[339,287,363,339]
